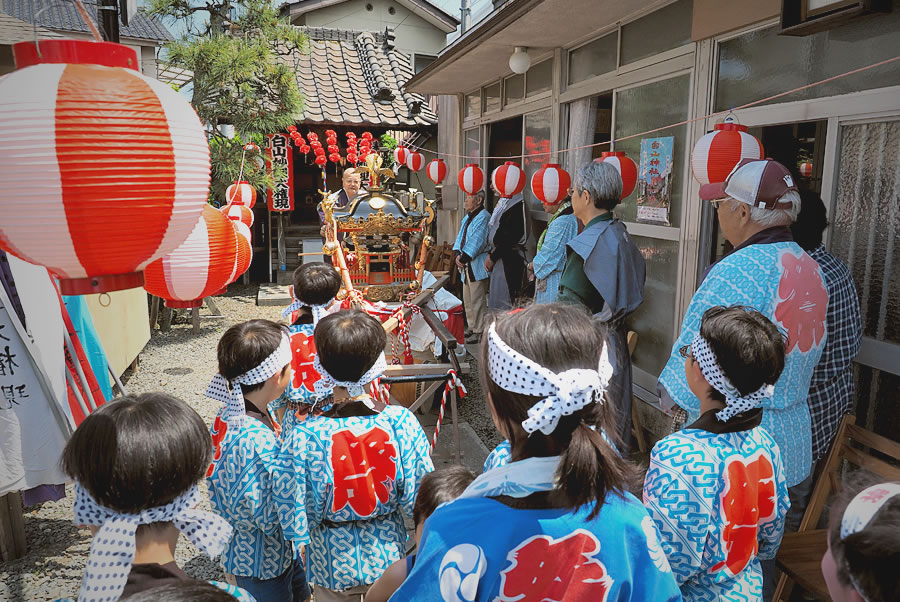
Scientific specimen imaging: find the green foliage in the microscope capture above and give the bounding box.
[147,0,305,197]
[380,133,398,168]
[207,134,287,204]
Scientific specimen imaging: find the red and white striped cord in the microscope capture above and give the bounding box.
[431,370,467,452]
[371,377,391,405]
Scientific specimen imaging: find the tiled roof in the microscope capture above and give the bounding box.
[281,0,459,33]
[5,0,173,43]
[290,26,436,129]
[0,11,66,45]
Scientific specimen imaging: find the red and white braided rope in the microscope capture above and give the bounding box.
[431,370,467,452]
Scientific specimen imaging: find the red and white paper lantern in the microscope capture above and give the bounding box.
[220,203,254,228]
[799,161,813,178]
[491,161,526,198]
[0,40,210,295]
[691,119,763,184]
[426,159,447,185]
[226,180,257,208]
[394,146,409,166]
[222,222,252,291]
[143,205,238,308]
[406,151,425,172]
[458,164,485,195]
[531,164,571,207]
[595,151,638,200]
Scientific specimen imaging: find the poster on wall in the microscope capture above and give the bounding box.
[637,136,674,225]
[266,133,294,212]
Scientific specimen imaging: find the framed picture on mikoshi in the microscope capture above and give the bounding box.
[266,133,294,212]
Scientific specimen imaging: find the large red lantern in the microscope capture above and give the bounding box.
[394,146,409,166]
[691,119,763,184]
[426,159,447,185]
[595,151,638,199]
[491,161,526,197]
[0,40,210,295]
[226,181,256,208]
[144,205,239,308]
[458,164,484,194]
[531,164,571,207]
[406,151,424,172]
[221,203,254,228]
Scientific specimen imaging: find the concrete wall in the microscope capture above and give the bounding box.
[299,0,448,56]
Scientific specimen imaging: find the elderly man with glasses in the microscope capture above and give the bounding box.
[557,160,646,450]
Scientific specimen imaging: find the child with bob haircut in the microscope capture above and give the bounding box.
[393,303,681,601]
[821,476,900,602]
[275,309,433,601]
[364,465,476,602]
[206,319,310,601]
[271,261,343,429]
[58,392,253,601]
[643,305,790,601]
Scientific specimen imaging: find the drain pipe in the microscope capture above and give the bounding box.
[460,0,470,34]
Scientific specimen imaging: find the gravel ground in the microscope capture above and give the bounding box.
[0,284,497,601]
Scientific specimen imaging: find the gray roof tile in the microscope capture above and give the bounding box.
[6,0,173,42]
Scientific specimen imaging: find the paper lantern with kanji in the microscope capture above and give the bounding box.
[799,161,813,177]
[492,161,526,198]
[221,203,254,228]
[144,205,238,308]
[531,164,571,207]
[458,164,484,194]
[227,181,257,208]
[426,159,447,185]
[394,146,409,166]
[0,40,211,295]
[691,120,764,184]
[595,151,637,199]
[406,151,424,172]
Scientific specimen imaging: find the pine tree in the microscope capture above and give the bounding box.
[147,0,305,201]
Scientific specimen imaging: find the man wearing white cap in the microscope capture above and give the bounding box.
[657,158,829,599]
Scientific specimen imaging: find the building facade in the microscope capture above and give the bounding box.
[406,0,900,443]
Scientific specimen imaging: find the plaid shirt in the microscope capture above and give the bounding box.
[806,244,862,461]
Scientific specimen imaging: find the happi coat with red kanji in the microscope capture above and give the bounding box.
[273,404,433,590]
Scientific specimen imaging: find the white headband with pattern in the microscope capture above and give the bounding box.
[486,321,614,435]
[691,334,775,422]
[313,351,387,399]
[73,482,231,602]
[206,333,292,424]
[840,482,900,540]
[282,299,332,325]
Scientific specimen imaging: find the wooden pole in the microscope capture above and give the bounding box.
[0,492,26,561]
[148,295,160,331]
[191,307,200,334]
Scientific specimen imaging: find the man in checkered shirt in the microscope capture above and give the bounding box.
[790,190,862,513]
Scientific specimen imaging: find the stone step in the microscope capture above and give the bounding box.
[257,283,292,306]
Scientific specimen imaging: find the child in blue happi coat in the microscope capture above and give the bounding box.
[643,305,790,601]
[269,262,342,431]
[57,393,254,602]
[206,319,311,602]
[393,303,682,601]
[274,309,434,601]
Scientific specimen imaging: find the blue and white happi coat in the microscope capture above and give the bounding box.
[274,405,433,590]
[393,458,682,601]
[268,323,330,433]
[643,424,790,601]
[207,414,293,579]
[532,211,578,304]
[658,241,828,486]
[452,208,491,282]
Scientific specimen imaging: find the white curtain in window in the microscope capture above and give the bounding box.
[565,96,598,176]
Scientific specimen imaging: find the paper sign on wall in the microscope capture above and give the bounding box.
[637,136,674,226]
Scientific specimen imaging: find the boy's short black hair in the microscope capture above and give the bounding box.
[413,465,476,526]
[61,393,211,514]
[314,309,386,383]
[126,581,239,601]
[217,319,289,394]
[292,262,342,307]
[699,305,786,400]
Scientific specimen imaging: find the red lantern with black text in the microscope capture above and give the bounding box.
[691,119,763,184]
[531,164,571,206]
[458,164,484,194]
[491,161,526,197]
[426,159,447,185]
[0,40,211,295]
[144,205,238,308]
[595,152,637,199]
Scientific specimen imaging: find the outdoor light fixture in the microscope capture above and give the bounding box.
[509,46,531,74]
